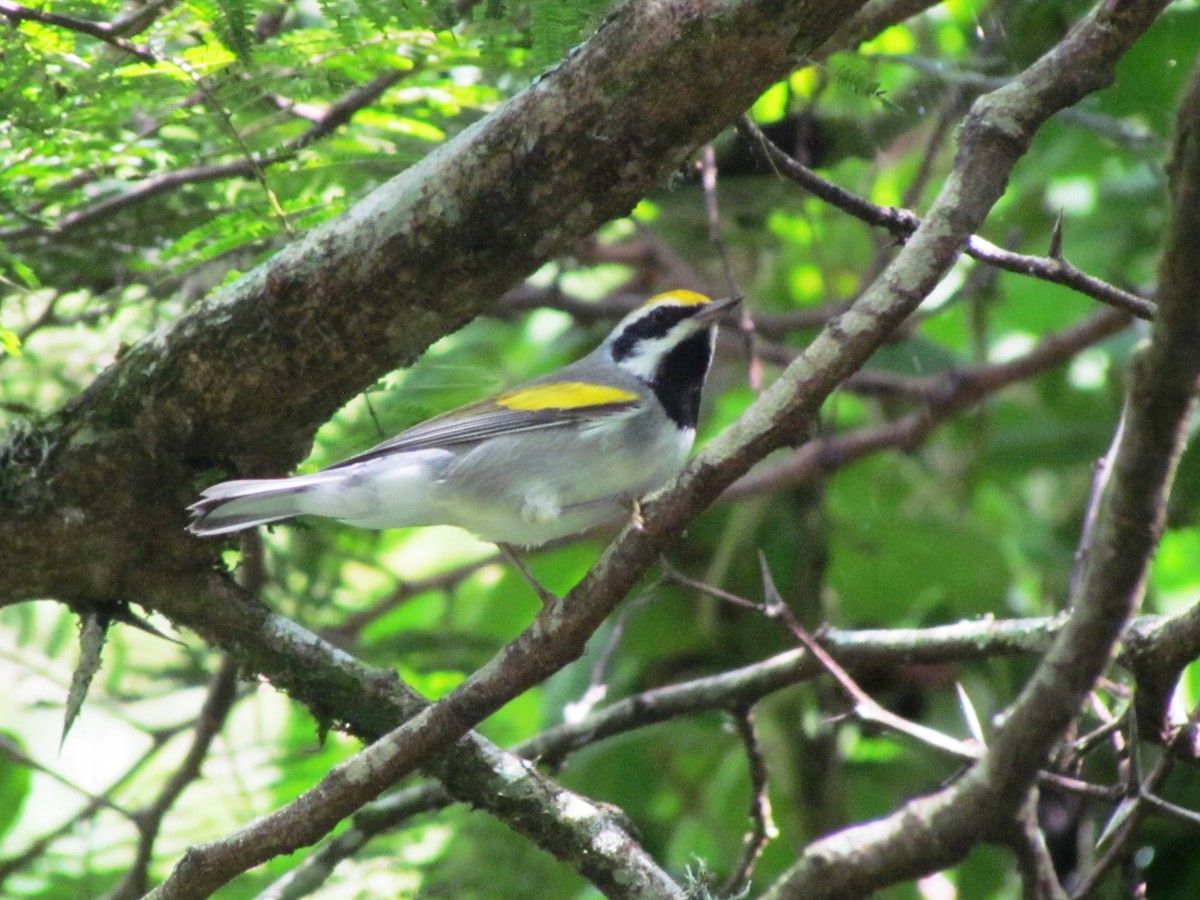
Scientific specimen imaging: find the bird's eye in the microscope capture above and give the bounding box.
[611,305,694,359]
[645,305,693,335]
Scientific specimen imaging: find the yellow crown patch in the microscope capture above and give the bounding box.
[641,290,711,308]
[497,382,638,411]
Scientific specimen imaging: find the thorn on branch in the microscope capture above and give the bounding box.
[1049,212,1066,261]
[62,611,107,749]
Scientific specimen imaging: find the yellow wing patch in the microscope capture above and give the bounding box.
[641,289,711,308]
[497,382,639,411]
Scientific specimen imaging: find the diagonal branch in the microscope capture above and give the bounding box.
[737,116,1155,320]
[5,1,875,896]
[140,574,687,900]
[0,0,157,62]
[145,2,1170,898]
[762,5,1198,895]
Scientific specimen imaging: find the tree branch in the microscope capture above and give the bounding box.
[0,0,157,63]
[260,597,1200,898]
[737,116,1155,320]
[724,305,1131,502]
[755,0,1179,895]
[146,2,1168,895]
[134,574,687,900]
[5,2,875,895]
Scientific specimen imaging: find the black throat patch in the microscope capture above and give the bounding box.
[649,331,714,430]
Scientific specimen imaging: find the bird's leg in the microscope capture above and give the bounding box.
[498,543,560,607]
[629,497,646,531]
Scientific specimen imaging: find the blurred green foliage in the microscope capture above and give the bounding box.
[3,1,1200,898]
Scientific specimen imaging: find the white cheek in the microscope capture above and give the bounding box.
[673,426,697,461]
[616,347,659,382]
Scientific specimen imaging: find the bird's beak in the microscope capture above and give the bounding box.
[694,294,743,324]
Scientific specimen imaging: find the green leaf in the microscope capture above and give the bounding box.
[527,0,609,69]
[213,0,255,61]
[0,732,33,842]
[0,327,21,357]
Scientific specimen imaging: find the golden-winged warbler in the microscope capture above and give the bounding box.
[188,290,739,548]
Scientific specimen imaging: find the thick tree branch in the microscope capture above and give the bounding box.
[1,0,868,610]
[143,3,1171,897]
[762,8,1197,894]
[6,2,874,895]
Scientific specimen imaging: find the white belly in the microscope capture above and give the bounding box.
[307,417,696,547]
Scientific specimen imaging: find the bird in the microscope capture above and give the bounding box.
[187,290,739,554]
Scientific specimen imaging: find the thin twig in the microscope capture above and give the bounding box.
[699,144,742,298]
[170,58,296,236]
[564,588,659,725]
[722,707,776,897]
[736,116,1155,321]
[0,714,202,886]
[1071,701,1200,898]
[760,554,982,760]
[1009,790,1070,900]
[663,560,980,762]
[325,555,500,639]
[699,143,760,391]
[110,0,176,37]
[0,0,158,62]
[105,656,241,900]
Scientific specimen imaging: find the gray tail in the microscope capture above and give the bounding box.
[187,477,319,536]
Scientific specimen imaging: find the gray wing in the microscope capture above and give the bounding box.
[325,395,641,470]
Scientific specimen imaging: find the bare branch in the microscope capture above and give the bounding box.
[0,0,158,62]
[725,306,1131,502]
[722,708,777,897]
[737,117,1156,320]
[1008,791,1070,900]
[105,656,240,900]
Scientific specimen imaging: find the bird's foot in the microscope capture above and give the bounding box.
[498,543,560,608]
